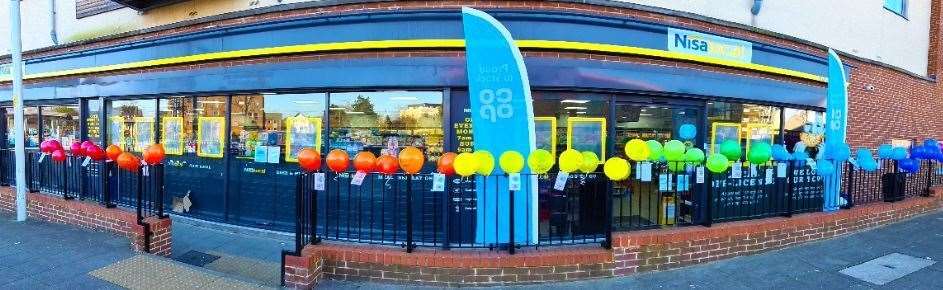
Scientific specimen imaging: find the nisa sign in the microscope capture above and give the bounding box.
[668,28,752,63]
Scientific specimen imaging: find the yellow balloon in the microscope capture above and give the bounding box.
[527,149,555,174]
[473,150,495,176]
[454,152,478,177]
[624,139,650,162]
[499,151,525,174]
[558,149,584,173]
[603,157,630,181]
[579,151,600,173]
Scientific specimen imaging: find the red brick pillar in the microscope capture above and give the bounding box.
[284,246,323,289]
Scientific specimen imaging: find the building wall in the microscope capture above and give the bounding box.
[618,0,932,76]
[0,0,932,76]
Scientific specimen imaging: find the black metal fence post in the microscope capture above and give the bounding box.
[405,174,415,253]
[294,173,304,254]
[508,173,515,255]
[785,162,794,217]
[61,160,72,200]
[603,177,613,249]
[844,162,855,209]
[102,161,115,208]
[155,164,166,218]
[703,171,713,227]
[924,160,933,197]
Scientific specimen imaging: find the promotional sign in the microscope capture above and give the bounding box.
[197,117,225,158]
[668,28,753,63]
[162,117,184,155]
[462,7,537,244]
[823,49,848,212]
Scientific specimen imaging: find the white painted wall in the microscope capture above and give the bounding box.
[619,0,932,75]
[0,0,932,76]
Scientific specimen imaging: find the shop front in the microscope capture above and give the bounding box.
[0,8,828,234]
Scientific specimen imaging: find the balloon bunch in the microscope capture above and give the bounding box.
[308,147,429,175]
[101,144,165,172]
[40,139,66,162]
[854,147,878,172]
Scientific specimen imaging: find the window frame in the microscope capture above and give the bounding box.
[884,0,908,19]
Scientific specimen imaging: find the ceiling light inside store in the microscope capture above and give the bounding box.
[564,106,587,110]
[576,111,587,114]
[561,99,589,104]
[640,113,653,116]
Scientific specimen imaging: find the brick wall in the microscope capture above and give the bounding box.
[0,187,173,257]
[284,191,942,289]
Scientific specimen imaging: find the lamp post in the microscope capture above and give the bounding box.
[9,0,27,221]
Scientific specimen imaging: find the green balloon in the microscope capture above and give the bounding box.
[706,153,730,173]
[646,140,663,161]
[663,140,686,161]
[747,142,772,164]
[684,148,706,164]
[719,140,742,161]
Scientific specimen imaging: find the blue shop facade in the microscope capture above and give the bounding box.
[0,8,830,232]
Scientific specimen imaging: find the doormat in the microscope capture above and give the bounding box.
[174,250,221,267]
[839,253,935,285]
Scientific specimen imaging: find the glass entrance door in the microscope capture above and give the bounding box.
[611,101,705,229]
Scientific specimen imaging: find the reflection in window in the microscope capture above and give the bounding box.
[108,99,156,151]
[5,107,39,148]
[41,104,80,146]
[229,94,325,163]
[159,97,196,155]
[87,99,102,144]
[196,96,227,158]
[783,108,825,155]
[533,94,608,157]
[329,91,443,164]
[707,102,781,154]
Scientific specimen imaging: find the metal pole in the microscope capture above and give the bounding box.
[10,0,27,222]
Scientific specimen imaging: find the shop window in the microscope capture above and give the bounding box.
[107,99,157,152]
[783,108,825,156]
[196,97,227,158]
[87,99,102,144]
[329,91,443,165]
[885,0,907,18]
[230,93,325,163]
[41,104,79,145]
[532,94,608,158]
[5,106,39,148]
[707,102,781,156]
[159,97,196,155]
[613,104,699,157]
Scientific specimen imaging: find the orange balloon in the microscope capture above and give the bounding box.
[353,151,377,173]
[437,152,457,176]
[325,149,350,173]
[297,149,322,172]
[143,144,165,165]
[106,145,123,161]
[376,155,399,175]
[116,152,140,172]
[398,147,425,174]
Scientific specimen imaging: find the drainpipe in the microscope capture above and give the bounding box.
[750,0,763,26]
[49,0,58,45]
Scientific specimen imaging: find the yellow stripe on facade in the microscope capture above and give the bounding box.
[2,39,826,83]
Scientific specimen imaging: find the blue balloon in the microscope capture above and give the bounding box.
[924,139,938,148]
[899,158,921,173]
[771,144,792,161]
[793,150,809,166]
[678,124,697,140]
[827,142,851,162]
[877,144,894,159]
[911,146,926,160]
[855,148,878,172]
[891,147,908,161]
[816,160,835,176]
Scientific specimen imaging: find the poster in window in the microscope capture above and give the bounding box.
[710,122,742,154]
[132,117,154,152]
[285,116,323,162]
[197,117,225,158]
[745,124,774,160]
[161,117,184,155]
[567,117,606,162]
[534,117,557,157]
[109,116,125,147]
